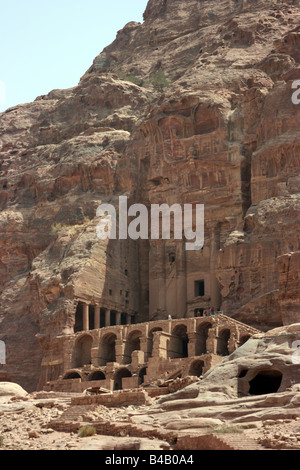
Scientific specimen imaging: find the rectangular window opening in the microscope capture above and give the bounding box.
[194,280,205,297]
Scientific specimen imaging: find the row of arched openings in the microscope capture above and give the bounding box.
[63,359,205,391]
[71,323,251,368]
[64,364,283,395]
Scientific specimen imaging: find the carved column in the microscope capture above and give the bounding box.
[229,328,238,354]
[140,336,149,362]
[207,327,216,354]
[210,226,221,310]
[94,305,100,329]
[116,312,121,326]
[115,339,125,364]
[149,241,166,316]
[154,331,170,359]
[83,303,89,331]
[176,239,187,318]
[187,332,198,357]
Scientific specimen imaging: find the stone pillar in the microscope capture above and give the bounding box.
[187,332,198,357]
[126,313,132,325]
[105,309,110,327]
[228,329,238,354]
[154,331,170,359]
[131,350,145,370]
[140,336,149,362]
[176,240,187,318]
[207,328,216,354]
[83,303,89,331]
[115,340,125,364]
[94,305,100,329]
[91,347,98,365]
[116,312,121,326]
[210,226,221,310]
[149,241,166,316]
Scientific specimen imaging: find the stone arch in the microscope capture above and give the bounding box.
[98,332,117,366]
[217,328,230,356]
[169,324,189,359]
[113,368,132,391]
[88,370,106,381]
[196,322,212,355]
[71,334,93,368]
[124,329,142,364]
[63,370,82,380]
[189,359,204,377]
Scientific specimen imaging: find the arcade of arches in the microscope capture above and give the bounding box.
[43,314,259,393]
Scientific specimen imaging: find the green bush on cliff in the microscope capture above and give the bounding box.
[50,223,63,236]
[116,71,143,87]
[50,216,91,237]
[150,69,170,91]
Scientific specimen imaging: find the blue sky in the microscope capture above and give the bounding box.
[0,0,148,111]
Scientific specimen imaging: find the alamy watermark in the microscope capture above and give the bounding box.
[96,196,204,251]
[291,80,300,105]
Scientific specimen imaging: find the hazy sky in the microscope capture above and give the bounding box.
[0,0,148,111]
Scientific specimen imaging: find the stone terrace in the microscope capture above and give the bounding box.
[43,314,260,394]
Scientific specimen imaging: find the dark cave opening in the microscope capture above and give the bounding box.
[249,370,283,395]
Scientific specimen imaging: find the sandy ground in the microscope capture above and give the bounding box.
[0,393,172,450]
[1,393,300,451]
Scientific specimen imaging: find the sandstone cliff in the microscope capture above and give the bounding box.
[0,0,300,391]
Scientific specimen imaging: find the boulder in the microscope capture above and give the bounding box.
[0,382,28,398]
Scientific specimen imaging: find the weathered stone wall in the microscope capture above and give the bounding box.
[71,389,152,407]
[41,314,259,392]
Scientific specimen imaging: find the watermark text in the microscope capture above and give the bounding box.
[96,196,204,251]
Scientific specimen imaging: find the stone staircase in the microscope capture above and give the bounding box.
[176,433,267,450]
[210,433,267,450]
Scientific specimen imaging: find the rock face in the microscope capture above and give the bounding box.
[0,0,300,391]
